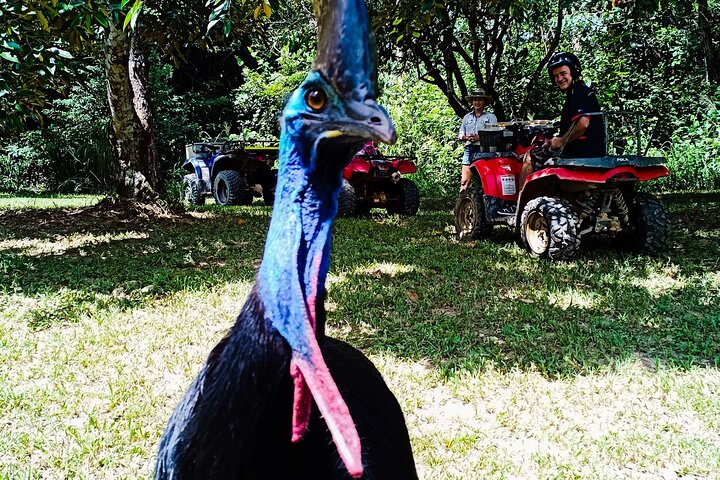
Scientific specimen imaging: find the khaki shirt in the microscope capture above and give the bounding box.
[458,111,498,145]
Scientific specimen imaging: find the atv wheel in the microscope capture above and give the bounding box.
[387,178,420,216]
[454,186,492,240]
[355,203,372,216]
[337,179,356,217]
[214,170,250,206]
[520,196,580,261]
[262,187,275,206]
[182,174,205,206]
[628,193,669,253]
[262,169,278,206]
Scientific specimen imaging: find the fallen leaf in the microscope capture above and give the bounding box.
[406,291,419,302]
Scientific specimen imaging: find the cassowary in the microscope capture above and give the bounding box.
[153,0,418,478]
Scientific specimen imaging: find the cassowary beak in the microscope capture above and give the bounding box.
[313,0,396,145]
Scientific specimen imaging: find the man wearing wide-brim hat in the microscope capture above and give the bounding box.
[458,88,497,191]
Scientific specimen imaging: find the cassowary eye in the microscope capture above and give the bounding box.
[305,89,327,111]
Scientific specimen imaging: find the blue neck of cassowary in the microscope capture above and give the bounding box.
[257,127,358,342]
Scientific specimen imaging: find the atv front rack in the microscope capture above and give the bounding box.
[471,151,518,161]
[186,140,279,161]
[354,154,417,163]
[544,155,667,169]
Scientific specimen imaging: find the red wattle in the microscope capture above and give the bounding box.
[291,351,363,478]
[290,359,311,442]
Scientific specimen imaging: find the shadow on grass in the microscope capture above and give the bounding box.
[0,206,271,329]
[329,192,720,378]
[1,193,718,377]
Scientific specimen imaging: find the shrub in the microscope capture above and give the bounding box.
[381,74,462,197]
[1,65,114,193]
[654,95,720,191]
[233,46,312,139]
[43,69,115,192]
[0,131,51,192]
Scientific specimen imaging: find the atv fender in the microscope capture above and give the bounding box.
[184,158,211,192]
[517,165,670,219]
[211,154,247,179]
[182,159,195,173]
[343,157,371,179]
[395,160,417,175]
[470,156,522,200]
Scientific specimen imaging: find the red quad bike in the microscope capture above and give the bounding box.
[454,114,670,261]
[337,144,420,217]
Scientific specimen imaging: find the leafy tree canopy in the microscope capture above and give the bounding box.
[0,0,271,133]
[0,0,144,132]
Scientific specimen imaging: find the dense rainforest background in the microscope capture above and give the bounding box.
[1,0,719,200]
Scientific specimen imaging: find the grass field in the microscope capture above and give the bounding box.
[1,193,719,479]
[0,193,102,210]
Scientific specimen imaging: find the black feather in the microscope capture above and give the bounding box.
[155,289,417,479]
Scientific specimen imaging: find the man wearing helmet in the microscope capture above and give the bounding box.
[516,52,605,192]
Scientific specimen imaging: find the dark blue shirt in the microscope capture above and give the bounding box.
[560,81,605,157]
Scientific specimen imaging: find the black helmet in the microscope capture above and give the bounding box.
[547,51,582,84]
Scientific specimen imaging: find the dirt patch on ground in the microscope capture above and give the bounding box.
[0,199,194,239]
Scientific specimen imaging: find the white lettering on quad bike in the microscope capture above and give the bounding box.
[501,175,516,196]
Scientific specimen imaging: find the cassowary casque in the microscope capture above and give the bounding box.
[153,0,418,478]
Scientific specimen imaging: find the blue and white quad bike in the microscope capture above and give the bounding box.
[181,140,279,206]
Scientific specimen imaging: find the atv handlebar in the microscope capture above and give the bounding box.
[354,154,417,162]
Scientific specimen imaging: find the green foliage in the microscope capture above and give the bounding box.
[0,131,49,191]
[381,74,462,196]
[207,0,273,36]
[42,70,115,192]
[370,0,571,119]
[233,46,312,138]
[151,63,237,168]
[570,2,704,136]
[656,95,720,191]
[0,0,97,132]
[0,0,150,132]
[3,0,720,196]
[0,66,113,193]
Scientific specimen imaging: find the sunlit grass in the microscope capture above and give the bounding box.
[1,193,719,479]
[0,193,102,209]
[0,231,149,257]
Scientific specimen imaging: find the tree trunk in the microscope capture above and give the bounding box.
[698,0,720,85]
[129,21,162,192]
[105,21,160,200]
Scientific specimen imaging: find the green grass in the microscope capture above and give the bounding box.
[0,192,103,209]
[1,193,719,479]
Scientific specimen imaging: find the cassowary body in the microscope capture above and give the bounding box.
[154,0,417,478]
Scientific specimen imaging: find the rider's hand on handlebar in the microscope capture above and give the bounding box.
[550,136,563,150]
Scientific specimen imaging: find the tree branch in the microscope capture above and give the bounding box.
[519,0,564,117]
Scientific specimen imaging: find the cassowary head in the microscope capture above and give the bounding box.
[280,0,395,190]
[257,0,395,478]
